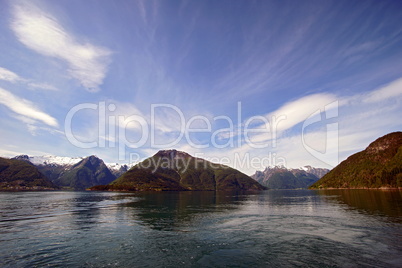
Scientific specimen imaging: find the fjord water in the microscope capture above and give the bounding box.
[0,190,401,267]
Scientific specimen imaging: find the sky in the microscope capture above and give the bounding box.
[0,0,402,175]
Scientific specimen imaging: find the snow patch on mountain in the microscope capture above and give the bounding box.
[300,166,309,171]
[106,162,135,171]
[252,165,330,189]
[30,155,83,166]
[14,155,83,166]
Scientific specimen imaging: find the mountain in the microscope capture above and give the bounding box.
[14,155,118,190]
[90,149,266,191]
[106,162,135,178]
[47,155,117,190]
[13,154,84,166]
[310,132,402,189]
[300,165,329,179]
[0,157,58,191]
[252,166,329,189]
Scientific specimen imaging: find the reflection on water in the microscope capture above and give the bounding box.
[123,191,248,230]
[317,189,402,220]
[0,190,401,267]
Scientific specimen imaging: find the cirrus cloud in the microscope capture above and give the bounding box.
[363,78,402,103]
[10,1,112,92]
[0,67,21,83]
[0,87,58,127]
[0,66,58,91]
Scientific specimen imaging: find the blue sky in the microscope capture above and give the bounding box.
[0,0,402,174]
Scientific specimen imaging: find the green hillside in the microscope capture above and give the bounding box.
[310,132,402,189]
[90,150,266,191]
[0,157,58,191]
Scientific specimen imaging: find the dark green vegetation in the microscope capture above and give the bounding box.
[310,132,402,189]
[48,156,116,190]
[0,157,58,190]
[91,150,266,192]
[252,166,328,189]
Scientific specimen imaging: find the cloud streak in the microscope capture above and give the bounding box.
[0,67,21,83]
[265,93,337,133]
[27,82,58,91]
[209,76,402,173]
[363,78,402,103]
[0,87,58,127]
[10,1,112,92]
[0,66,58,91]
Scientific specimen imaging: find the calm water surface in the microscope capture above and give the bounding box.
[0,190,401,267]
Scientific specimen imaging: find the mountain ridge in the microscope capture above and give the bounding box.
[252,166,329,189]
[13,154,135,172]
[14,155,122,190]
[91,149,266,192]
[310,132,402,189]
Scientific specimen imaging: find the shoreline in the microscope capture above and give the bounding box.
[310,187,401,190]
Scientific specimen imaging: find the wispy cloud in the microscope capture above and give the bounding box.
[0,87,58,127]
[265,93,337,133]
[215,93,338,145]
[363,78,402,103]
[241,77,402,172]
[0,148,25,158]
[0,67,21,83]
[10,1,112,92]
[0,66,58,91]
[203,75,402,174]
[27,82,58,91]
[108,101,145,131]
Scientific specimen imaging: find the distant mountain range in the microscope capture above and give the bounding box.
[5,131,399,192]
[5,151,265,192]
[310,132,402,189]
[90,149,266,192]
[13,155,134,190]
[13,155,134,174]
[251,166,329,189]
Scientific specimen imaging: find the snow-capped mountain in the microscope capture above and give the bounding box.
[106,162,135,171]
[14,155,83,166]
[12,155,136,190]
[105,162,136,177]
[251,166,330,189]
[14,155,136,170]
[298,165,329,179]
